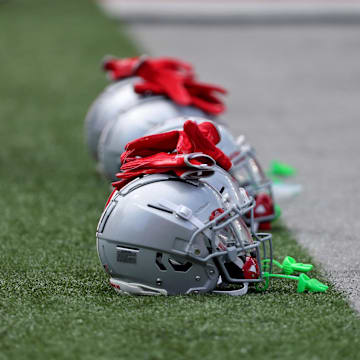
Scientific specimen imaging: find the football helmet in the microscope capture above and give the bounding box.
[97,100,206,180]
[230,136,276,227]
[96,169,272,296]
[85,77,145,160]
[85,55,224,161]
[146,117,276,227]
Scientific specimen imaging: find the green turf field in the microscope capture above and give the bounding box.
[1,1,360,359]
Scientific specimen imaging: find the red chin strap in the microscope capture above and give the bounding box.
[112,120,232,190]
[243,256,260,280]
[209,208,225,221]
[103,55,227,115]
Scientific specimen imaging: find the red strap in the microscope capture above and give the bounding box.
[243,257,260,279]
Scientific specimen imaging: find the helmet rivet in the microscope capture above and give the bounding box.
[209,269,215,275]
[194,248,201,256]
[195,275,201,281]
[156,278,162,286]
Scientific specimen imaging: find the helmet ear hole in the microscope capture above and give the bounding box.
[168,258,192,272]
[156,252,167,271]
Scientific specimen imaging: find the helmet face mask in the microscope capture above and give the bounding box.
[230,145,272,197]
[96,172,272,296]
[145,116,276,226]
[229,144,276,227]
[181,190,271,285]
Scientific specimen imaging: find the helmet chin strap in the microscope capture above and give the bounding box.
[212,282,249,296]
[212,258,249,296]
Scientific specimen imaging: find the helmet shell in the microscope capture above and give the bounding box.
[98,101,207,180]
[96,175,221,295]
[85,78,142,159]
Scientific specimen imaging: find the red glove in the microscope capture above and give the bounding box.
[120,130,180,164]
[103,55,193,104]
[114,120,232,190]
[113,152,214,190]
[178,120,231,171]
[184,78,227,115]
[103,55,192,82]
[135,60,192,105]
[103,56,144,80]
[103,55,227,115]
[121,121,228,168]
[135,75,227,115]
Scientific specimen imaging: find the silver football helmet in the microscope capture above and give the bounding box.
[85,78,143,160]
[229,135,272,197]
[146,117,276,225]
[85,76,210,161]
[96,166,272,296]
[229,135,276,226]
[97,100,207,180]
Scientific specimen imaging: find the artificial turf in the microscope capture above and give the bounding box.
[1,1,360,359]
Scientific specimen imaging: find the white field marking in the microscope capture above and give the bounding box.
[98,0,360,19]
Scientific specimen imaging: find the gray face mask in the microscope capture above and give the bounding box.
[146,117,276,225]
[230,139,272,198]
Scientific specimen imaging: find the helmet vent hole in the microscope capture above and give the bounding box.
[147,204,173,214]
[168,258,192,272]
[156,252,167,271]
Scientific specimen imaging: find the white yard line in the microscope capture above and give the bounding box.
[99,0,360,21]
